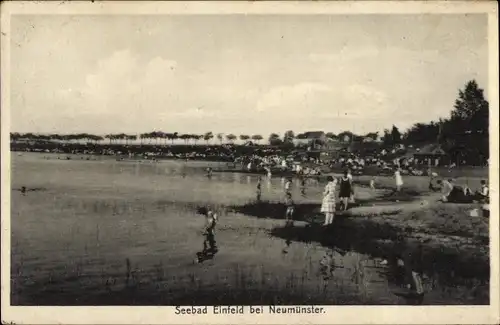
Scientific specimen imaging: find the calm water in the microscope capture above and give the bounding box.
[9,153,486,305]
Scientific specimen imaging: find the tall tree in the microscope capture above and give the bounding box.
[447,80,489,164]
[391,125,401,145]
[382,129,392,146]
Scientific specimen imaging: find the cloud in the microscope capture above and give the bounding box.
[47,50,178,126]
[256,82,331,112]
[255,81,389,121]
[79,50,177,113]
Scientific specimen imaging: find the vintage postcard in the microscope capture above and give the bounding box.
[1,1,499,324]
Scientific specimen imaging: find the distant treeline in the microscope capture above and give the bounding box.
[11,80,489,164]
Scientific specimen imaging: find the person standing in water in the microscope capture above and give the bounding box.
[370,176,376,190]
[284,192,295,226]
[347,168,355,203]
[300,176,307,197]
[284,177,292,195]
[256,176,262,202]
[197,207,218,254]
[339,171,352,211]
[321,176,337,226]
[395,167,404,192]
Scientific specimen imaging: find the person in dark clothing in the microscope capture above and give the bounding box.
[256,177,262,202]
[339,171,352,211]
[284,192,295,226]
[300,177,306,197]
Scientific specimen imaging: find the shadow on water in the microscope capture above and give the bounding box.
[230,199,489,304]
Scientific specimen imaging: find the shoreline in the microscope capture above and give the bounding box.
[231,194,489,283]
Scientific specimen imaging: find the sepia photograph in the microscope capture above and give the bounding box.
[1,1,499,324]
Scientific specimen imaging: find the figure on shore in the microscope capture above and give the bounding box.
[476,180,489,217]
[206,167,213,178]
[339,171,352,211]
[428,172,440,191]
[321,176,337,226]
[439,179,454,202]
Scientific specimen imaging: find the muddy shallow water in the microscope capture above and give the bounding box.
[10,153,488,305]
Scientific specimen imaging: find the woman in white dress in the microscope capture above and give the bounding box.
[395,168,404,192]
[321,176,337,226]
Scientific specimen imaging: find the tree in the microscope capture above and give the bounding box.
[325,132,337,140]
[179,134,190,144]
[391,125,401,145]
[382,129,392,146]
[239,134,250,143]
[128,135,137,144]
[217,133,224,145]
[452,80,489,121]
[364,132,379,141]
[403,122,439,144]
[251,134,263,144]
[283,130,295,144]
[165,132,178,145]
[95,135,104,144]
[268,133,282,146]
[10,132,21,142]
[337,131,355,143]
[203,132,214,145]
[139,133,147,145]
[447,80,489,164]
[226,134,237,143]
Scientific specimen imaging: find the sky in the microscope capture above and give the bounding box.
[10,14,488,137]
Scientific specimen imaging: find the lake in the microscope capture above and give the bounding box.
[10,153,486,305]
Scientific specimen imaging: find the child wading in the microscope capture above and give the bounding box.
[284,192,295,226]
[198,207,218,254]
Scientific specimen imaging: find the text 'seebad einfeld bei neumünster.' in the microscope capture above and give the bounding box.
[175,306,326,315]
